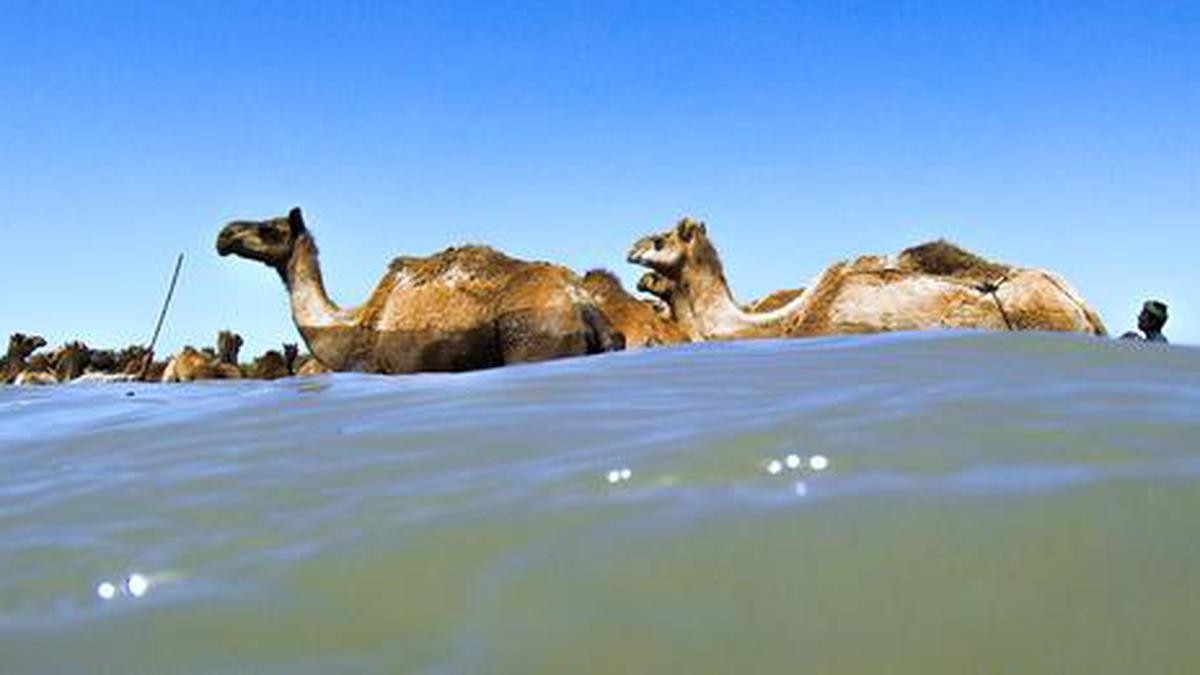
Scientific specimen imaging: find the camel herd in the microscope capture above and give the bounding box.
[1,329,330,386]
[3,208,1107,385]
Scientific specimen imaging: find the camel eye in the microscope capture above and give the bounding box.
[653,237,663,251]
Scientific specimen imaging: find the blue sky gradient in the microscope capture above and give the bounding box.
[2,1,1197,354]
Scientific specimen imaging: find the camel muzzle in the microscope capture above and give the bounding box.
[216,224,251,257]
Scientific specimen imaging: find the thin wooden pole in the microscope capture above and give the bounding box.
[139,253,184,380]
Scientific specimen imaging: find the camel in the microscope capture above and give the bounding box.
[581,269,688,348]
[111,345,166,381]
[52,341,92,382]
[250,349,291,380]
[628,218,1106,341]
[216,208,624,374]
[217,331,243,367]
[3,333,48,383]
[162,346,242,382]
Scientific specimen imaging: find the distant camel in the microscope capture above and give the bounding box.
[628,218,1106,340]
[217,331,244,367]
[216,208,624,374]
[3,333,48,384]
[250,349,291,380]
[162,345,242,382]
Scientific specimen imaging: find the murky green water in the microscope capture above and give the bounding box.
[1,333,1198,673]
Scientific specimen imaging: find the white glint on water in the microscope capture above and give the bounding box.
[96,582,117,600]
[607,468,632,484]
[766,460,783,475]
[810,455,829,471]
[785,454,802,470]
[126,574,149,598]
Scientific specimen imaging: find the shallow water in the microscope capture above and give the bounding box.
[1,332,1198,673]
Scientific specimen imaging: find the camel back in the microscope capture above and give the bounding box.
[386,246,538,289]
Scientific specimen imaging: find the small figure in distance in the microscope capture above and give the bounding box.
[1120,300,1169,344]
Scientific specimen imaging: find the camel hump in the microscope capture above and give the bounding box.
[386,246,528,288]
[899,240,1009,279]
[582,268,624,296]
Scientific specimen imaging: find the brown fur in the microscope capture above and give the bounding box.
[217,331,243,366]
[295,357,330,376]
[52,341,91,382]
[745,288,805,313]
[251,350,291,380]
[582,269,688,348]
[898,240,1009,280]
[162,346,242,383]
[217,208,624,374]
[3,333,47,383]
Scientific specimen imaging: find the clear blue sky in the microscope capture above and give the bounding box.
[2,1,1197,355]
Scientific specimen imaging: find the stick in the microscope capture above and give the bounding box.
[139,253,184,380]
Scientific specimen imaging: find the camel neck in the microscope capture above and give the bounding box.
[679,263,744,339]
[676,256,814,338]
[284,234,346,329]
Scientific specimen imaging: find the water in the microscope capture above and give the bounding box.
[1,332,1198,673]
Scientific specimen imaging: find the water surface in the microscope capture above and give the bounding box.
[2,332,1198,673]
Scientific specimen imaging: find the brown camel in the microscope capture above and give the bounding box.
[112,345,166,381]
[216,208,624,374]
[250,349,291,380]
[4,333,50,384]
[582,269,688,348]
[52,341,92,382]
[628,218,1107,340]
[162,346,242,382]
[217,331,244,367]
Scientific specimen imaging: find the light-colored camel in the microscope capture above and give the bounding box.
[628,218,1106,340]
[162,346,242,383]
[216,208,624,374]
[582,269,688,348]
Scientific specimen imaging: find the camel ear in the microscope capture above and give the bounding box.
[288,207,306,231]
[677,218,703,242]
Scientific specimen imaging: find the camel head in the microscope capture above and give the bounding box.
[217,207,308,269]
[283,343,300,371]
[7,333,47,361]
[627,218,711,277]
[217,330,244,366]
